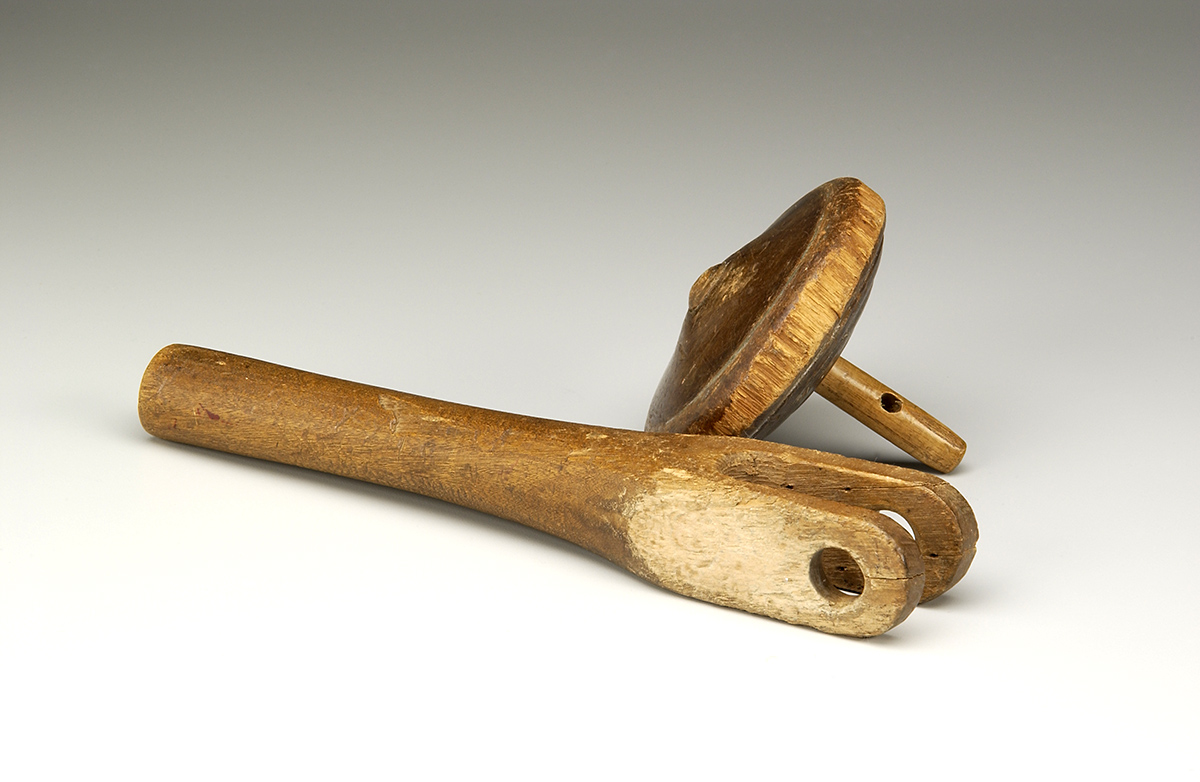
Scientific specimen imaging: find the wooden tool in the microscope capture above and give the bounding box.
[139,344,976,636]
[646,177,966,473]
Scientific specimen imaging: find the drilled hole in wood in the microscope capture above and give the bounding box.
[880,393,903,413]
[811,548,864,602]
[878,509,916,541]
[876,509,941,562]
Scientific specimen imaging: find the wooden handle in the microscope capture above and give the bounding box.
[139,344,931,636]
[816,357,967,473]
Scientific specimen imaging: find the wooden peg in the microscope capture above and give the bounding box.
[817,358,965,473]
[646,177,967,473]
[139,344,975,635]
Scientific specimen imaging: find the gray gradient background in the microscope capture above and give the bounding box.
[2,2,1197,777]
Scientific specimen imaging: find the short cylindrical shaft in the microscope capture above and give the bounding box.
[816,357,966,473]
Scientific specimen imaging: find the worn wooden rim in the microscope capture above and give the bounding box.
[646,177,886,438]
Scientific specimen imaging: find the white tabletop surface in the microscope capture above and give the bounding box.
[3,3,1197,778]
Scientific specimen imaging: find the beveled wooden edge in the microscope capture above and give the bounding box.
[646,177,885,438]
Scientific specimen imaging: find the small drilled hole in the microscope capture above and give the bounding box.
[811,548,864,603]
[881,393,903,413]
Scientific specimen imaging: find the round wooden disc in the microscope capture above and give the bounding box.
[646,177,885,437]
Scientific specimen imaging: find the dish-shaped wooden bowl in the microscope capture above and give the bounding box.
[647,178,965,473]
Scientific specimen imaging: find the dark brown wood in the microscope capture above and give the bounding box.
[646,178,881,439]
[646,177,966,473]
[139,344,976,635]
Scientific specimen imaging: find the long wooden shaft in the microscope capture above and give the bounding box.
[138,344,655,564]
[138,344,927,636]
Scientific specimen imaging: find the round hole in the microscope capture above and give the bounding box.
[810,548,864,604]
[880,393,903,413]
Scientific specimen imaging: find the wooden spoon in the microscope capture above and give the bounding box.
[138,344,976,635]
[646,178,966,473]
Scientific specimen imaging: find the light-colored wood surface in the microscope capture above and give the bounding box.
[646,177,967,473]
[138,344,976,635]
[718,437,976,602]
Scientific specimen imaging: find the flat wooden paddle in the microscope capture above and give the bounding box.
[139,345,975,635]
[646,178,966,473]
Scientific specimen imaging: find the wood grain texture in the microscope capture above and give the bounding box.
[646,177,883,439]
[718,446,976,602]
[646,177,968,474]
[138,345,974,635]
[817,358,966,473]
